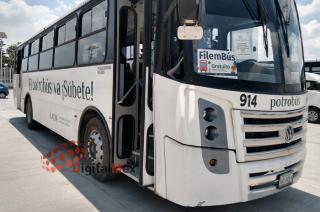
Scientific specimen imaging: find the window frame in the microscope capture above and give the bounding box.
[28,39,40,71]
[30,39,40,55]
[78,0,109,67]
[306,80,320,91]
[53,15,78,69]
[23,45,30,59]
[39,29,55,71]
[28,54,40,72]
[21,57,29,73]
[22,44,30,72]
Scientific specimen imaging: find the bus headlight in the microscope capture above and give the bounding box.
[203,108,217,122]
[205,126,218,141]
[198,99,228,149]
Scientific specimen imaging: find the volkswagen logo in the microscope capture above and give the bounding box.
[281,125,294,143]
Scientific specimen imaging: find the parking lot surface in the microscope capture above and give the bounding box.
[0,91,320,212]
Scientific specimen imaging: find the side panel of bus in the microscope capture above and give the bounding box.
[21,65,114,142]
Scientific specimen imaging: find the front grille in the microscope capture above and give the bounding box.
[240,108,307,162]
[249,161,303,192]
[244,115,303,125]
[247,139,301,154]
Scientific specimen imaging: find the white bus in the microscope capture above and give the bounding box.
[14,0,307,207]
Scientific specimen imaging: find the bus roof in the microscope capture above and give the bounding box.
[18,0,92,49]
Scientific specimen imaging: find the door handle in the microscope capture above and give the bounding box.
[117,80,142,105]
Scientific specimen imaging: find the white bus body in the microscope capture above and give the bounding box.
[14,0,307,207]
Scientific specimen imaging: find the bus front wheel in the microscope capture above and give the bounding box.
[83,117,115,182]
[26,98,38,129]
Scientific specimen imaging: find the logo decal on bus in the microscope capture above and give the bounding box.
[270,96,301,110]
[29,79,94,101]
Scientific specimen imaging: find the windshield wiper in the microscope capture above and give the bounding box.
[241,0,269,57]
[256,0,269,58]
[274,0,291,57]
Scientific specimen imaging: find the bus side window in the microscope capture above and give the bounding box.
[23,45,29,58]
[21,45,29,72]
[307,81,318,90]
[28,40,39,71]
[16,50,23,74]
[21,57,28,73]
[78,1,108,65]
[54,17,77,68]
[39,31,54,70]
[81,11,92,36]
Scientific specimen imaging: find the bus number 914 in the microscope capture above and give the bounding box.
[240,94,258,108]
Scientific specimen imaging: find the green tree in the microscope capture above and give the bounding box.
[5,44,18,68]
[1,44,19,68]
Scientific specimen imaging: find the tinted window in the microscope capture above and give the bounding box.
[78,31,106,65]
[28,54,39,71]
[31,40,39,55]
[39,50,53,70]
[66,18,77,41]
[42,36,47,51]
[58,25,66,45]
[307,81,320,90]
[47,31,54,49]
[82,11,92,36]
[22,58,28,72]
[42,31,55,51]
[24,46,29,58]
[92,1,108,31]
[54,42,75,67]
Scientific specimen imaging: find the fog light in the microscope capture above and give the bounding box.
[203,108,216,122]
[205,126,218,141]
[209,159,218,167]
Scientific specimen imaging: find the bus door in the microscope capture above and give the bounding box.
[114,1,144,181]
[14,50,23,110]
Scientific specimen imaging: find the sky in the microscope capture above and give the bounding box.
[0,0,319,60]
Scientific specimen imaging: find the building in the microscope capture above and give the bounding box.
[305,60,320,74]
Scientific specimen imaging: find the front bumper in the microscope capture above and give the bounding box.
[239,146,305,201]
[162,137,306,207]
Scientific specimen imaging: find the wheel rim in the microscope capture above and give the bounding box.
[87,130,104,166]
[0,93,5,98]
[308,111,319,122]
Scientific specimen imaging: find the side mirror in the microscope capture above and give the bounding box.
[177,0,203,40]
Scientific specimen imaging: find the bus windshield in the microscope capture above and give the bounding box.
[193,0,304,85]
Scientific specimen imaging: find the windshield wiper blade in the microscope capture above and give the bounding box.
[242,0,269,57]
[256,0,269,57]
[274,0,290,57]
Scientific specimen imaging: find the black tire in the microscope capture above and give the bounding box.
[25,98,38,129]
[308,107,320,123]
[83,117,115,182]
[0,92,6,99]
